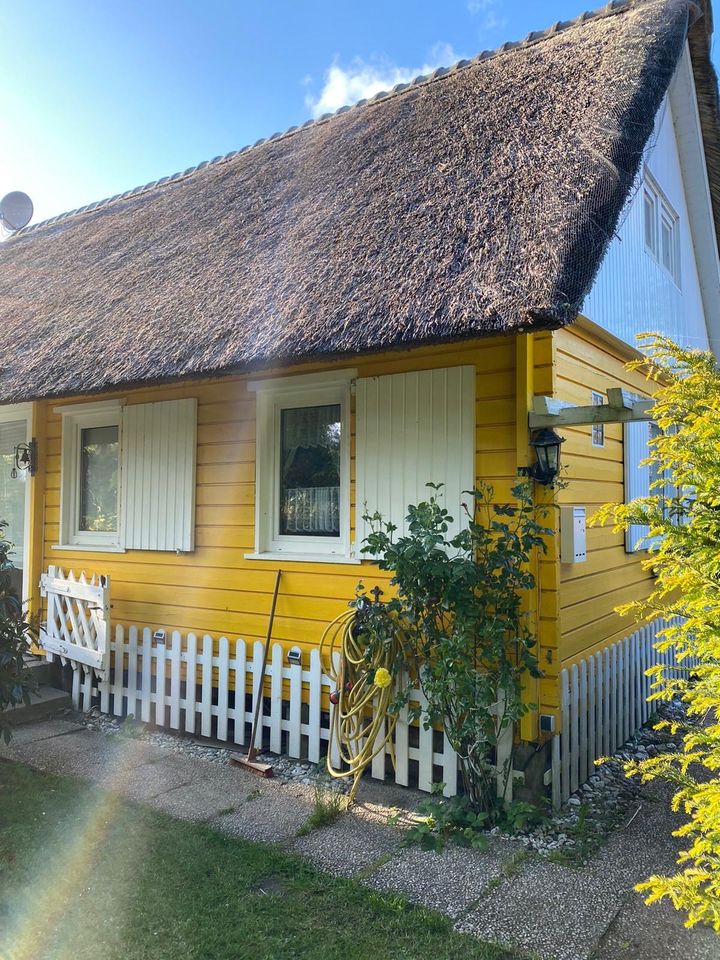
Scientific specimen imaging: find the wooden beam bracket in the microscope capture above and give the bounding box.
[529,393,654,430]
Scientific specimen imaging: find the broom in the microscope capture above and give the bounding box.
[229,568,282,777]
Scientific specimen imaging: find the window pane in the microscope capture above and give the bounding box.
[79,425,119,532]
[644,191,656,254]
[661,217,673,273]
[280,405,340,536]
[591,391,604,447]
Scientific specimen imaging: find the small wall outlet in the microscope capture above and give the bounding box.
[287,647,302,665]
[153,629,166,644]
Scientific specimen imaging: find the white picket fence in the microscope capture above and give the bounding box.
[551,616,693,808]
[63,624,512,798]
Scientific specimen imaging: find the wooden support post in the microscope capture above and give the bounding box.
[516,334,544,745]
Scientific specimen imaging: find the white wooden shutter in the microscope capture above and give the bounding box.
[624,420,651,552]
[355,366,475,549]
[121,398,197,551]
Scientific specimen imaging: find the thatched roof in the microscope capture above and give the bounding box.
[0,0,717,403]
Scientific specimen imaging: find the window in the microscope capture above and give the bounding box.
[643,172,680,286]
[60,402,122,548]
[279,405,341,537]
[248,371,353,561]
[591,391,605,448]
[624,419,678,552]
[79,425,119,533]
[58,398,196,552]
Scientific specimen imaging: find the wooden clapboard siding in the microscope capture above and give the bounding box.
[34,336,520,670]
[553,321,656,670]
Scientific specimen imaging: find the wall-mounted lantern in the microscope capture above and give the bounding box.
[11,439,38,478]
[527,428,564,486]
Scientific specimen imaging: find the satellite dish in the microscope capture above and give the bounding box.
[0,191,33,232]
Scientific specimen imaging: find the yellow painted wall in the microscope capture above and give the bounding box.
[32,322,643,735]
[35,338,528,673]
[553,322,655,679]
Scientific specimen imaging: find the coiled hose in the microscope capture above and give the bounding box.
[319,607,403,803]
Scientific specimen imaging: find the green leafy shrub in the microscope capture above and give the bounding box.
[594,334,720,931]
[360,481,550,821]
[404,790,547,852]
[0,520,36,742]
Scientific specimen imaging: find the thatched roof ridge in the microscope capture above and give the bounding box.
[0,0,715,402]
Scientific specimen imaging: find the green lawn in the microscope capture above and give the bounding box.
[0,760,517,960]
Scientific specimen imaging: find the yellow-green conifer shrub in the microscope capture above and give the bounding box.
[594,334,720,931]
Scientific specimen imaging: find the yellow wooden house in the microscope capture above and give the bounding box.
[1,0,718,801]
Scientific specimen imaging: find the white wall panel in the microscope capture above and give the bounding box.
[355,366,475,550]
[584,91,710,351]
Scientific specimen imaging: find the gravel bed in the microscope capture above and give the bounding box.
[79,708,351,791]
[515,697,687,860]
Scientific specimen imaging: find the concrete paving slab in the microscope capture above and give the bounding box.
[457,858,627,960]
[350,778,425,829]
[211,783,315,843]
[291,816,401,877]
[0,717,85,750]
[587,782,686,889]
[4,728,154,782]
[142,763,268,822]
[109,753,204,801]
[592,889,720,960]
[363,839,520,919]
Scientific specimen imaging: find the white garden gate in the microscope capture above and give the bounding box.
[39,565,111,675]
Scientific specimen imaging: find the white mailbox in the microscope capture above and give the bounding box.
[560,506,587,564]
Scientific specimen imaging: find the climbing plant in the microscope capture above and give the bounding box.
[359,481,549,818]
[594,334,720,931]
[0,520,36,742]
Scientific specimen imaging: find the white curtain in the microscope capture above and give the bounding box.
[282,486,340,535]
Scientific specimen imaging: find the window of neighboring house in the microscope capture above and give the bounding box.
[58,398,197,552]
[643,173,681,286]
[248,371,353,562]
[625,419,679,552]
[591,391,605,448]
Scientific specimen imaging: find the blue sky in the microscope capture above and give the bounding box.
[0,0,716,225]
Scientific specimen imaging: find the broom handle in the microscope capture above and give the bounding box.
[247,568,282,761]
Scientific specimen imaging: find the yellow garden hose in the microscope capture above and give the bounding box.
[319,607,403,803]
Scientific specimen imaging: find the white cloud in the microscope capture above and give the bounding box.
[306,42,462,119]
[467,0,508,32]
[467,0,493,11]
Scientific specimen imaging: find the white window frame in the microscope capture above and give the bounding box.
[58,400,124,551]
[247,370,356,563]
[643,170,681,287]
